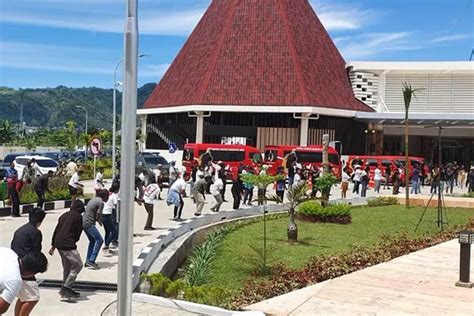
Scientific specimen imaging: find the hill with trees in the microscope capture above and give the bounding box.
[0,83,157,129]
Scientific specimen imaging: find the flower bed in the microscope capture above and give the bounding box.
[297,201,351,224]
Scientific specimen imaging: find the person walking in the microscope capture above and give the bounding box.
[68,169,84,200]
[167,172,190,221]
[383,165,391,189]
[7,174,22,217]
[257,166,268,206]
[34,171,53,209]
[142,178,161,230]
[21,160,35,183]
[467,166,474,193]
[168,161,178,188]
[410,165,421,195]
[6,162,18,180]
[210,173,224,212]
[374,165,382,193]
[275,167,286,203]
[458,166,466,190]
[0,248,48,315]
[360,166,369,197]
[29,158,43,178]
[94,167,104,194]
[192,171,207,216]
[48,200,85,299]
[341,167,350,199]
[445,164,455,194]
[231,176,243,210]
[83,189,109,269]
[352,166,362,194]
[392,169,401,195]
[101,185,119,254]
[10,208,46,316]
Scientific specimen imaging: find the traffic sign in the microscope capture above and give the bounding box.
[169,142,177,154]
[90,138,102,156]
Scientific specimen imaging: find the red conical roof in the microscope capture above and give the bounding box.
[145,0,372,112]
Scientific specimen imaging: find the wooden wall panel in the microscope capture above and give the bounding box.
[257,127,298,150]
[308,129,335,145]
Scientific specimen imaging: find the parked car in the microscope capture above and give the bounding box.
[136,153,170,183]
[36,152,61,163]
[14,155,59,177]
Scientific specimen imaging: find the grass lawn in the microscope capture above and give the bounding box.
[210,205,474,291]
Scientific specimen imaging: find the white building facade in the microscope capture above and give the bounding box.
[348,61,474,167]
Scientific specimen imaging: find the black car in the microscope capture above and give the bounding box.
[136,153,170,183]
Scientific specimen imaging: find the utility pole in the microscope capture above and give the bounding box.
[117,0,138,315]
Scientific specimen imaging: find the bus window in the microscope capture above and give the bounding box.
[264,150,277,162]
[183,149,194,161]
[329,154,340,165]
[205,150,245,162]
[367,159,378,167]
[251,153,263,163]
[381,160,392,167]
[295,152,322,163]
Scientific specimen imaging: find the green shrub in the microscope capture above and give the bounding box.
[183,227,229,286]
[367,196,399,207]
[141,273,230,307]
[80,157,113,180]
[19,176,72,204]
[297,202,351,224]
[462,192,474,198]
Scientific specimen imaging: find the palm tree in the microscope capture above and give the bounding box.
[268,182,312,243]
[402,82,423,208]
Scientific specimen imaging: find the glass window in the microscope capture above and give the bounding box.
[296,151,322,163]
[381,160,392,167]
[329,154,340,165]
[210,150,245,162]
[367,159,378,167]
[182,149,194,161]
[264,150,277,162]
[144,156,169,168]
[36,159,59,168]
[16,158,29,165]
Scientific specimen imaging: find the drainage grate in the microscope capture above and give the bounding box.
[38,279,118,293]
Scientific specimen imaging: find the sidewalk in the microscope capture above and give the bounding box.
[246,239,474,315]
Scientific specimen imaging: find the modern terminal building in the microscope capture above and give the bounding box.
[138,0,474,166]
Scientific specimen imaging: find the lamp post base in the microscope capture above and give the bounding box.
[455,281,473,288]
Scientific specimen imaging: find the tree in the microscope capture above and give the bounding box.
[65,120,78,151]
[0,120,14,144]
[267,182,312,243]
[314,173,338,206]
[402,82,423,208]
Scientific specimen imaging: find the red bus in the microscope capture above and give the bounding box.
[182,143,262,180]
[263,145,341,178]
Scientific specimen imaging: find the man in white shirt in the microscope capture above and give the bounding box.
[167,173,190,221]
[66,161,78,177]
[210,176,224,212]
[30,158,43,178]
[68,170,84,200]
[143,178,161,230]
[374,165,382,193]
[94,168,104,193]
[169,161,177,187]
[0,248,48,315]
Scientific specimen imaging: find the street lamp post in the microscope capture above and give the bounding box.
[75,106,88,164]
[112,54,150,180]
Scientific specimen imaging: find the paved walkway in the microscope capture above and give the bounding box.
[246,239,474,315]
[0,180,470,315]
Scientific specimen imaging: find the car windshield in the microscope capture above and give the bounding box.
[36,160,59,168]
[144,156,168,168]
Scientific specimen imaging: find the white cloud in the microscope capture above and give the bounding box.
[335,32,422,59]
[0,41,167,77]
[429,34,471,43]
[0,8,205,36]
[311,1,378,31]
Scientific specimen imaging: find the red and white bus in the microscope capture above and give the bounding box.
[182,143,262,180]
[263,145,341,178]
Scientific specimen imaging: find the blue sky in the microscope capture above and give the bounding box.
[0,0,472,89]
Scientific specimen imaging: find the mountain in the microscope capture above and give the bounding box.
[0,83,157,129]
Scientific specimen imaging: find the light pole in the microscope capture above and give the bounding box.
[118,0,138,315]
[75,106,88,164]
[112,54,150,179]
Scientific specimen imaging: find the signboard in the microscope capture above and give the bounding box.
[90,138,102,156]
[169,142,177,154]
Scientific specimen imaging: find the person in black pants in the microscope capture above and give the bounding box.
[218,163,228,202]
[34,171,53,209]
[231,177,243,209]
[8,175,23,217]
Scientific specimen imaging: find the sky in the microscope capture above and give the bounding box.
[0,0,472,89]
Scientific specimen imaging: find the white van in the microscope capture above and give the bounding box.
[14,155,59,178]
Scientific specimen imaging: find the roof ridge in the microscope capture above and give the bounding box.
[196,0,239,103]
[277,0,310,105]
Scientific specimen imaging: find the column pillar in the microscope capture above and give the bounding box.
[140,115,147,151]
[196,112,204,143]
[300,117,309,146]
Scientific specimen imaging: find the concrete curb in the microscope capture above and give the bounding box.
[0,199,90,217]
[131,204,287,290]
[132,293,265,316]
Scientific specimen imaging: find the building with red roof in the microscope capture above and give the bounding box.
[139,0,375,153]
